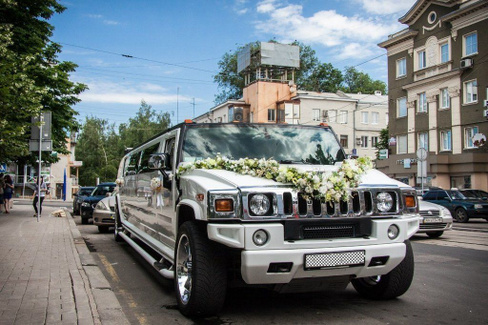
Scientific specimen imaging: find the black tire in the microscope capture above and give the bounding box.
[427,231,444,238]
[352,240,414,300]
[98,226,109,233]
[73,208,79,215]
[174,221,227,317]
[454,208,469,223]
[113,198,123,242]
[81,216,88,225]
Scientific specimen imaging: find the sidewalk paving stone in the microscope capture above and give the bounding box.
[0,200,129,325]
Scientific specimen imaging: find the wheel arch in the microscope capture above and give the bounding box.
[176,200,204,232]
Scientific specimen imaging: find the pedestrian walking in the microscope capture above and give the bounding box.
[33,176,47,217]
[0,173,4,214]
[3,174,14,213]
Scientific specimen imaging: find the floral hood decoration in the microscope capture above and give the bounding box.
[178,155,373,202]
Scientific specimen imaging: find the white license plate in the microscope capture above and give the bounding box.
[423,217,443,223]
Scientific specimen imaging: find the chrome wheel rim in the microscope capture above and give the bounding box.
[176,234,192,305]
[456,210,465,221]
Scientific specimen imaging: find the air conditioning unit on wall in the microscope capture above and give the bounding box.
[460,58,473,69]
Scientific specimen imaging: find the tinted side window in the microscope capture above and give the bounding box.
[423,192,436,200]
[439,191,449,200]
[164,138,176,170]
[139,143,160,173]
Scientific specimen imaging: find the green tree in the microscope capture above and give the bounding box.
[0,0,86,164]
[119,100,171,148]
[300,62,343,93]
[375,127,389,159]
[75,117,120,185]
[342,66,386,94]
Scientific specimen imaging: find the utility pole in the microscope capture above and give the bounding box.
[37,113,43,222]
[191,97,196,118]
[176,87,179,125]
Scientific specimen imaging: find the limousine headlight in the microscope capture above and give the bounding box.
[208,190,240,219]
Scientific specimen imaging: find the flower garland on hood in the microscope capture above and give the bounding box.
[178,155,372,202]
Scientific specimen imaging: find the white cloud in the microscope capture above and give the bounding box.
[233,0,249,15]
[255,3,399,48]
[354,0,416,15]
[86,14,120,26]
[103,20,120,26]
[79,80,191,105]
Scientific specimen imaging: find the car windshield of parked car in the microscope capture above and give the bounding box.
[449,190,467,200]
[80,188,93,196]
[91,185,115,196]
[182,124,345,165]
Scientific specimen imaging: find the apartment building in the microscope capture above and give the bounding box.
[194,80,388,159]
[377,0,488,190]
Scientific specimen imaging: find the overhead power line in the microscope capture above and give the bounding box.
[60,42,217,74]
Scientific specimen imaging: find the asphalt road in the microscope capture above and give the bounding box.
[70,210,488,325]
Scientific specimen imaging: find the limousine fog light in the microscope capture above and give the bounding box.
[377,192,393,212]
[249,194,270,216]
[215,199,233,212]
[252,229,269,246]
[387,224,400,240]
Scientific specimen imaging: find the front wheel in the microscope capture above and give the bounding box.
[175,221,227,317]
[427,231,444,238]
[454,208,469,223]
[352,240,414,300]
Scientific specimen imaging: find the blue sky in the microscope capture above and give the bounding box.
[51,0,416,126]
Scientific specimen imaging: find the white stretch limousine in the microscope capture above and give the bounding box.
[114,122,420,317]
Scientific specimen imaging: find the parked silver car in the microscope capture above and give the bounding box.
[93,195,115,233]
[417,199,453,238]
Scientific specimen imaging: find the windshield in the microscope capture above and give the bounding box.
[182,124,345,165]
[80,188,93,196]
[449,190,466,200]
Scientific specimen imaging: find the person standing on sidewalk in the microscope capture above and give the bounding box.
[33,176,47,217]
[3,174,14,213]
[0,173,4,214]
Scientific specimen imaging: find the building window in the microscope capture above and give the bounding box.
[397,97,407,118]
[361,136,368,148]
[329,110,337,123]
[361,112,368,124]
[371,112,379,124]
[440,42,449,63]
[464,126,479,149]
[268,109,276,121]
[339,110,348,124]
[464,79,478,104]
[418,92,427,113]
[313,109,320,121]
[396,57,406,78]
[440,129,452,151]
[464,32,478,56]
[340,135,348,148]
[418,132,429,150]
[418,50,426,69]
[371,136,379,148]
[397,135,407,154]
[440,88,450,109]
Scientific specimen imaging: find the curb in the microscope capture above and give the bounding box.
[63,208,130,325]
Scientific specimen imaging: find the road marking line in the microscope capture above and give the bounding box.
[99,254,148,325]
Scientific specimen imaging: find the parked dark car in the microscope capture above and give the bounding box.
[422,189,488,223]
[72,186,95,215]
[80,182,116,224]
[460,189,488,201]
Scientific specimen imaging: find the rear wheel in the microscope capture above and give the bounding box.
[427,231,444,238]
[175,221,227,317]
[352,240,414,300]
[454,208,469,223]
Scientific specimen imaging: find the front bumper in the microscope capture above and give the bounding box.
[208,215,419,284]
[93,209,115,226]
[417,215,453,233]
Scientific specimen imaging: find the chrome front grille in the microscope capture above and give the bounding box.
[419,210,440,217]
[241,187,404,219]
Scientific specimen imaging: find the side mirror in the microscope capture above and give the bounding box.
[149,153,169,170]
